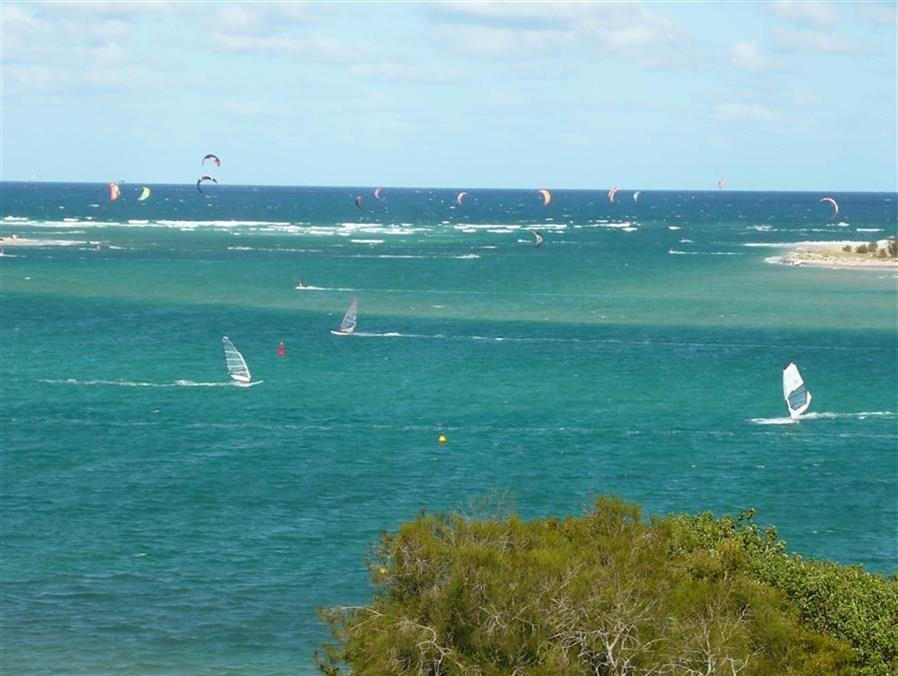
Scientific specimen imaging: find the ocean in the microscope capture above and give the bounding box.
[1,182,896,673]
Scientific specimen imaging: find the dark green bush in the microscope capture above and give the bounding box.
[887,237,898,257]
[318,499,896,674]
[856,244,868,254]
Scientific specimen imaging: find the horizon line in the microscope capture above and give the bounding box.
[2,180,896,195]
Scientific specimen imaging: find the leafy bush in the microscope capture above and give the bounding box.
[887,237,898,257]
[318,499,897,674]
[868,241,878,252]
[856,244,868,254]
[842,244,852,252]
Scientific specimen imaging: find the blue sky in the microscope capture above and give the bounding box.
[2,1,895,190]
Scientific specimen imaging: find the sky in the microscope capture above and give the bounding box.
[1,1,896,191]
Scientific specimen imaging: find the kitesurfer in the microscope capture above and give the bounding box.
[277,341,286,358]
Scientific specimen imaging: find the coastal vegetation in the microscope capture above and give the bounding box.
[318,498,897,675]
[854,236,897,258]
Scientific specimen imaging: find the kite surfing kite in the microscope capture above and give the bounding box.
[456,191,469,206]
[718,177,728,189]
[203,154,221,167]
[538,189,551,206]
[633,191,641,203]
[820,197,839,219]
[355,195,364,209]
[373,187,383,200]
[108,183,121,202]
[196,176,218,194]
[137,186,151,202]
[608,186,620,203]
[533,230,544,248]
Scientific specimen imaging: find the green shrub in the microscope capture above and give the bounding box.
[318,499,897,674]
[842,244,852,252]
[868,241,878,252]
[887,237,898,257]
[856,244,868,254]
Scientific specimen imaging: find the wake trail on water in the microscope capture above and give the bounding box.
[748,411,895,425]
[40,379,232,388]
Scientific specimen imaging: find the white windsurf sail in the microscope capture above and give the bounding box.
[331,298,358,335]
[222,336,253,386]
[783,362,812,419]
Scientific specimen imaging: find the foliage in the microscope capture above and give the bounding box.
[843,244,853,252]
[317,498,898,675]
[855,244,868,254]
[887,237,898,257]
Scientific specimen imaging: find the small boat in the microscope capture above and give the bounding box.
[783,362,812,419]
[222,336,261,387]
[331,298,358,336]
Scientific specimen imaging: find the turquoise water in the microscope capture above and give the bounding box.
[2,183,896,673]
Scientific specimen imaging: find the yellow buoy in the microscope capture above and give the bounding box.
[438,434,447,444]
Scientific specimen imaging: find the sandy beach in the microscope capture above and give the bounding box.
[777,240,898,271]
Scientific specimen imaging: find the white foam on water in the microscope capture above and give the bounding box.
[350,239,384,245]
[3,216,29,222]
[668,226,681,230]
[670,249,740,256]
[453,223,522,231]
[748,417,798,425]
[856,228,883,233]
[749,411,894,425]
[454,253,480,259]
[744,240,858,249]
[41,378,231,388]
[802,411,895,420]
[295,285,355,291]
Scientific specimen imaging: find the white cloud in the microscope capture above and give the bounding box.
[222,99,288,116]
[432,23,569,59]
[349,62,461,83]
[715,103,779,124]
[770,1,839,27]
[857,3,898,28]
[774,29,862,55]
[1,2,169,97]
[429,1,687,66]
[211,32,363,63]
[212,3,310,36]
[730,41,776,71]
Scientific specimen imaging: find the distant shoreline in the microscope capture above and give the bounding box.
[772,240,898,271]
